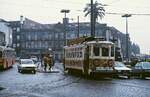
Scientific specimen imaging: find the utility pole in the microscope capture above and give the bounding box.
[19,15,24,57]
[122,14,132,63]
[91,0,94,37]
[77,16,80,38]
[60,9,70,46]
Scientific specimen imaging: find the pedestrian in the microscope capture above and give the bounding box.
[43,54,48,72]
[47,54,53,71]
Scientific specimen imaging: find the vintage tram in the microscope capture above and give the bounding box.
[63,37,115,76]
[0,46,16,70]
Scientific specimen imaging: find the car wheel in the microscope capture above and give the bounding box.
[140,74,145,79]
[113,74,119,78]
[33,70,36,74]
[127,75,130,79]
[19,70,22,73]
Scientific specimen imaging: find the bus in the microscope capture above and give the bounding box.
[63,37,115,76]
[0,46,16,70]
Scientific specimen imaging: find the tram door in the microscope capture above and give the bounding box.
[83,46,90,75]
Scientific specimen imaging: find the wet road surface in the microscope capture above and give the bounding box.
[0,62,150,97]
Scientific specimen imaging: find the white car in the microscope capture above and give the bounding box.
[17,59,37,74]
[113,61,132,78]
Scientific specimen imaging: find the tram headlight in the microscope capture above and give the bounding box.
[93,59,99,66]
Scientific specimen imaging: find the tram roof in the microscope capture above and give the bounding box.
[64,41,114,49]
[64,44,85,49]
[86,41,114,45]
[66,37,114,46]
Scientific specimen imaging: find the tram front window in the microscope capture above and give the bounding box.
[93,46,100,56]
[102,47,109,57]
[0,51,2,58]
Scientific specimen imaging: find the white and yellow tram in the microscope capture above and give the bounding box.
[63,37,115,76]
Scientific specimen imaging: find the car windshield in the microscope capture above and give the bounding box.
[21,60,34,64]
[142,62,150,69]
[115,62,126,67]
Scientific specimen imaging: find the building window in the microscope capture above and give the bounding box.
[35,33,37,40]
[17,35,20,40]
[43,32,48,40]
[55,33,58,39]
[13,44,16,48]
[31,32,35,40]
[37,42,40,48]
[35,42,37,48]
[49,33,52,39]
[17,27,20,32]
[31,42,34,48]
[27,34,31,40]
[17,43,20,47]
[26,42,28,48]
[13,27,16,31]
[22,43,25,48]
[60,33,64,39]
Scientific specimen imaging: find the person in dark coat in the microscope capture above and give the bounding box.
[43,54,48,72]
[47,55,53,71]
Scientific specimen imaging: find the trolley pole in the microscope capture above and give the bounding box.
[77,16,80,38]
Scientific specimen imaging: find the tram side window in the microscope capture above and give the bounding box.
[0,51,2,58]
[102,47,109,57]
[79,51,82,57]
[93,46,100,56]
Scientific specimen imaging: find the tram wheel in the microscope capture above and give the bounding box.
[68,69,72,74]
[82,68,89,77]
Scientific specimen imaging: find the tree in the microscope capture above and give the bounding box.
[84,1,105,36]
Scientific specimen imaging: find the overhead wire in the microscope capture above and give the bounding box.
[1,0,150,17]
[105,12,150,16]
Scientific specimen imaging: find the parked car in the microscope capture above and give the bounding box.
[17,59,37,74]
[132,62,150,79]
[113,61,132,78]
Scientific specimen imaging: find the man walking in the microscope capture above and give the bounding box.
[43,54,48,72]
[47,54,53,72]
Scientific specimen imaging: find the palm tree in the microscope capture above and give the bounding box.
[84,1,105,36]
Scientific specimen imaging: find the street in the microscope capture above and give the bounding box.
[0,62,150,97]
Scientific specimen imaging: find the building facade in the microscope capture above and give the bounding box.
[10,17,64,60]
[9,20,21,56]
[0,32,5,46]
[0,19,12,46]
[9,17,140,61]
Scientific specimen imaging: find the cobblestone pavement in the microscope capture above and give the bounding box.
[0,62,150,97]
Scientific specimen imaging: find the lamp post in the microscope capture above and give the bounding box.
[122,14,132,63]
[61,9,70,46]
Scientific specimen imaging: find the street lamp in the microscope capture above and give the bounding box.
[60,9,70,46]
[122,14,132,63]
[61,9,70,18]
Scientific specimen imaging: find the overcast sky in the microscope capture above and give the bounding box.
[0,0,150,54]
